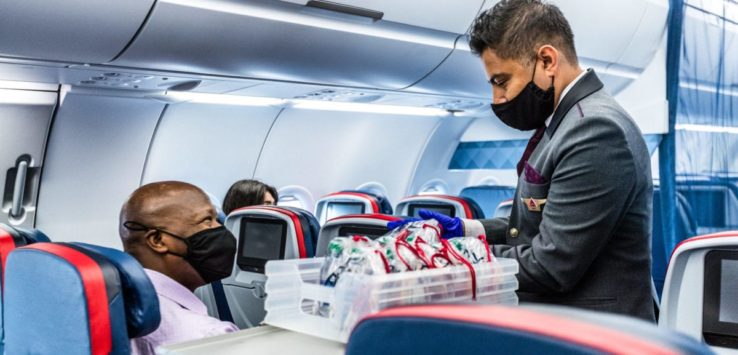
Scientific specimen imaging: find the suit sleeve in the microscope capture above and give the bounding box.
[479,218,509,244]
[492,117,638,294]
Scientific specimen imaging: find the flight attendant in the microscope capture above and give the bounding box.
[393,0,654,321]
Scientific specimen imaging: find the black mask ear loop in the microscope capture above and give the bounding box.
[123,221,189,257]
[531,56,555,90]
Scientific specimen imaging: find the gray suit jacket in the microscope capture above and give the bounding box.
[481,70,655,321]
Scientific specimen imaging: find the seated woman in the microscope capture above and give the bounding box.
[222,179,279,215]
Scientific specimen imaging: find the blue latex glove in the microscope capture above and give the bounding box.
[386,210,465,239]
[387,217,421,230]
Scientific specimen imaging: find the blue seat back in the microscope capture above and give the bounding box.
[0,224,50,352]
[652,187,697,296]
[347,305,713,355]
[222,206,320,329]
[675,177,738,235]
[460,185,516,219]
[3,242,159,355]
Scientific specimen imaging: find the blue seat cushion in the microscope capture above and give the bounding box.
[72,243,161,338]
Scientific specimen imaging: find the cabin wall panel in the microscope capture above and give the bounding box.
[140,103,282,203]
[254,109,442,210]
[36,93,164,248]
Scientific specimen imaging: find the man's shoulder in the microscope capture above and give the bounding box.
[555,89,642,142]
[551,88,651,172]
[577,89,632,120]
[133,295,238,350]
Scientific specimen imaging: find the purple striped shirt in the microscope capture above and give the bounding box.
[131,269,239,354]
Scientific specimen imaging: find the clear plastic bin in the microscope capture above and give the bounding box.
[263,257,519,343]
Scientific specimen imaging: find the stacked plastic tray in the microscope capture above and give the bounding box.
[263,257,519,343]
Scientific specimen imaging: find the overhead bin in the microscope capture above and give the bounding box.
[409,0,668,98]
[403,37,489,99]
[539,0,669,71]
[279,0,485,34]
[112,0,477,90]
[0,0,155,63]
[616,0,669,69]
[552,0,668,92]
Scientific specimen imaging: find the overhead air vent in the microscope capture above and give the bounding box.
[428,99,485,111]
[76,72,157,89]
[294,89,384,103]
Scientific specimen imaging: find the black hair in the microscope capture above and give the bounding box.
[469,0,578,65]
[222,179,279,215]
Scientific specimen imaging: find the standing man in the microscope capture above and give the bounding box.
[393,0,654,321]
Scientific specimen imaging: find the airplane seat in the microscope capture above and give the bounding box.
[660,231,738,353]
[221,205,320,329]
[395,194,485,219]
[315,213,401,257]
[0,223,50,277]
[652,188,698,297]
[315,190,393,225]
[0,224,50,352]
[459,185,516,219]
[204,191,227,224]
[494,198,514,218]
[347,304,713,355]
[3,242,160,355]
[676,182,734,235]
[196,192,238,324]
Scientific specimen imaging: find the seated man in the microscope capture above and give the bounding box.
[120,181,239,353]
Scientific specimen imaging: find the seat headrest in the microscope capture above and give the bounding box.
[0,223,50,246]
[228,205,319,257]
[4,242,131,354]
[315,191,394,224]
[396,195,485,219]
[277,206,320,257]
[204,191,227,224]
[324,213,401,226]
[347,305,713,355]
[669,231,738,265]
[73,243,161,338]
[339,190,393,215]
[0,223,50,274]
[494,199,514,218]
[460,186,516,218]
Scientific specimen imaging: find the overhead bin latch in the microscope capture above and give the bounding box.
[306,0,384,21]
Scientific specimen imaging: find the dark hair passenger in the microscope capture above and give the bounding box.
[222,179,279,215]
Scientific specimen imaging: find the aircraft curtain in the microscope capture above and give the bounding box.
[663,0,738,251]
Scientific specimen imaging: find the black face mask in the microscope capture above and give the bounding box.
[490,60,555,131]
[124,222,237,284]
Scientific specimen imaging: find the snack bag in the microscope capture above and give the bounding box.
[320,236,389,287]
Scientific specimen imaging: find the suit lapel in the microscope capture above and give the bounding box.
[545,69,604,138]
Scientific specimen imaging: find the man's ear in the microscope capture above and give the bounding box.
[538,45,559,77]
[145,230,169,254]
